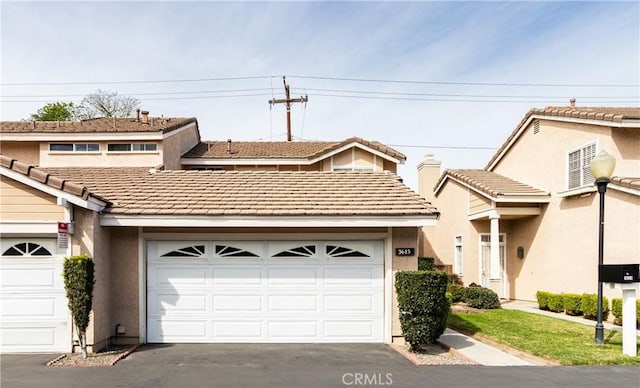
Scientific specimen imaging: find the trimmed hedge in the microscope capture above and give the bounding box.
[581,293,609,321]
[547,293,564,313]
[464,286,500,309]
[536,291,552,310]
[611,298,640,327]
[562,294,583,316]
[395,271,450,350]
[418,257,436,271]
[63,254,95,358]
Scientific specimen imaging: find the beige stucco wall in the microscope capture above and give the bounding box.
[162,124,200,170]
[71,207,111,352]
[0,177,64,221]
[421,118,640,303]
[109,227,140,344]
[391,227,419,337]
[39,141,162,168]
[0,141,40,165]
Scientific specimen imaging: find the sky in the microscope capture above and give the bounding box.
[1,1,638,191]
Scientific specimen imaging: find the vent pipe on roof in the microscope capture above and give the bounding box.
[570,98,576,108]
[136,108,141,122]
[141,110,149,124]
[227,139,232,153]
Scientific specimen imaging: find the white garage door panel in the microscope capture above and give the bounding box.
[0,238,71,353]
[147,240,384,343]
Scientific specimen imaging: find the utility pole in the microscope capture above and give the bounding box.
[269,76,308,141]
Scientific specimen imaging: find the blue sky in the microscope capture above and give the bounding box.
[1,1,638,190]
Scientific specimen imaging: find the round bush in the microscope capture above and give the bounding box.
[463,286,500,309]
[447,284,465,303]
[536,291,551,310]
[581,293,609,321]
[562,293,583,316]
[547,293,564,313]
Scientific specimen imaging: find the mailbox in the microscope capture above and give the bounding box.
[599,264,640,283]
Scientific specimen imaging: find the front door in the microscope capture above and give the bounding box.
[479,234,506,298]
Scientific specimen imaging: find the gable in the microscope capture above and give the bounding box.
[0,177,63,221]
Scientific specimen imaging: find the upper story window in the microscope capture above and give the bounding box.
[568,142,596,189]
[107,143,157,152]
[49,143,99,152]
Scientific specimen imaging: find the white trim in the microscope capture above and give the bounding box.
[181,142,403,167]
[1,167,108,212]
[479,232,507,293]
[142,232,389,240]
[138,226,146,344]
[100,215,438,228]
[0,222,59,234]
[384,227,393,344]
[565,140,598,191]
[557,185,597,198]
[453,235,463,276]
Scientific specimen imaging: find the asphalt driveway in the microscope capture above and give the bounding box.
[2,343,638,388]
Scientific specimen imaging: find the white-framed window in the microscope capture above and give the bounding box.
[567,142,596,189]
[454,235,463,276]
[107,143,158,152]
[49,143,99,152]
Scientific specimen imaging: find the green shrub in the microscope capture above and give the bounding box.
[612,298,622,326]
[581,293,609,321]
[562,294,583,316]
[63,254,95,358]
[464,286,501,309]
[447,284,466,303]
[418,257,436,271]
[395,271,450,350]
[536,291,551,310]
[547,293,564,313]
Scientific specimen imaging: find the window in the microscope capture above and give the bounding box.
[568,142,596,189]
[2,242,52,257]
[160,245,205,258]
[49,143,99,152]
[107,143,157,152]
[454,236,463,276]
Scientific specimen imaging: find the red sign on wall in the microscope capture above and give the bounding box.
[57,222,69,249]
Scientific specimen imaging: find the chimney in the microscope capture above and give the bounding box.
[417,154,442,200]
[136,108,141,122]
[141,110,149,124]
[570,98,576,108]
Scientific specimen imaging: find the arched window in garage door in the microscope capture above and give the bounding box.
[2,242,53,257]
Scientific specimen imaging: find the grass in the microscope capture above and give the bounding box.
[448,309,640,365]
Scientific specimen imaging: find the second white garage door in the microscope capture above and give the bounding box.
[147,240,384,343]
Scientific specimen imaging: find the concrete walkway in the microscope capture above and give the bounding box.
[438,328,535,366]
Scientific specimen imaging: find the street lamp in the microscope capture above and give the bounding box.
[589,150,616,345]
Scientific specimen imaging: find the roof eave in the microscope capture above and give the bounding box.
[100,214,438,228]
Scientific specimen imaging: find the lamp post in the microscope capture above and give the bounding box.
[589,150,616,345]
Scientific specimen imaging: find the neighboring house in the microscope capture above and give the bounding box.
[419,106,640,302]
[0,115,438,353]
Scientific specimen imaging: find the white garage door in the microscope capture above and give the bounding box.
[0,238,71,353]
[147,240,384,343]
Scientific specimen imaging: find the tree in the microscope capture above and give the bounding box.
[30,102,76,121]
[63,254,95,358]
[74,89,140,119]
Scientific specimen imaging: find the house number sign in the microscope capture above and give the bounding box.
[395,248,415,256]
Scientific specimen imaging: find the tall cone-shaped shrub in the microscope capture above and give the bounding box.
[63,254,94,358]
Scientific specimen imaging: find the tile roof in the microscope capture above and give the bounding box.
[0,117,197,134]
[182,137,406,161]
[486,106,640,170]
[37,168,436,217]
[436,169,549,198]
[611,177,640,193]
[0,155,111,204]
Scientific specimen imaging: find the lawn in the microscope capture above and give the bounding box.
[448,309,640,365]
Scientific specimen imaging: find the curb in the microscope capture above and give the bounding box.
[46,354,66,366]
[388,343,421,366]
[110,344,141,366]
[436,341,481,365]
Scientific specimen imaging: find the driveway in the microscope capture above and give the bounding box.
[2,344,638,388]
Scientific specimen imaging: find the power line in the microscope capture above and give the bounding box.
[388,144,496,150]
[0,75,276,86]
[2,88,275,98]
[287,75,640,88]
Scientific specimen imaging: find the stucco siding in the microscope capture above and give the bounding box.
[0,177,64,221]
[391,227,418,337]
[0,141,40,165]
[109,227,140,344]
[162,124,200,170]
[39,142,162,168]
[469,191,491,215]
